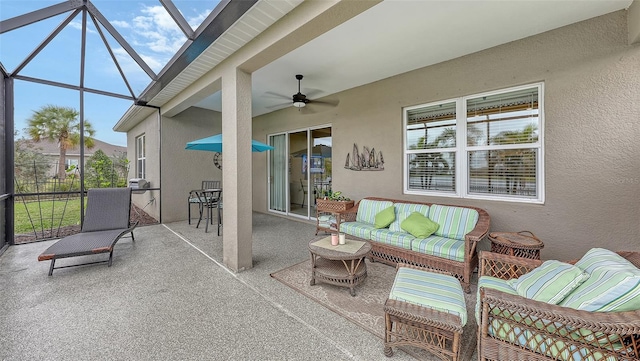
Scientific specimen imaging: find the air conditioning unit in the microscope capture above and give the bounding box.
[129,178,150,193]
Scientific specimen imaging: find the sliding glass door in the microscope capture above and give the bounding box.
[269,134,287,213]
[268,126,332,219]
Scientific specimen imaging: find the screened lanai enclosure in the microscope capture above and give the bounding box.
[0,0,237,251]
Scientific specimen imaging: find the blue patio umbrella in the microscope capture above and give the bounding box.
[185,133,274,153]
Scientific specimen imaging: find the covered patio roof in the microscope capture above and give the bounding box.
[114,0,636,130]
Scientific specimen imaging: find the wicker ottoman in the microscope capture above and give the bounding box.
[384,264,467,361]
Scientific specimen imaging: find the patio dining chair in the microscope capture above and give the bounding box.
[188,180,220,224]
[195,189,222,235]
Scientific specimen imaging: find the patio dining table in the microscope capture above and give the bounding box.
[191,188,223,235]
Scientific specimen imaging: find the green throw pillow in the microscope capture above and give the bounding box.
[400,212,439,238]
[509,260,588,305]
[374,206,396,229]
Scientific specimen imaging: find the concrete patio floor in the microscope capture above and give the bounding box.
[0,212,419,360]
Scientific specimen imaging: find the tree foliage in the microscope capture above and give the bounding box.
[26,105,96,180]
[85,149,129,188]
[14,136,51,193]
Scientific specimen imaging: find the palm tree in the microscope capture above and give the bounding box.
[490,123,539,193]
[26,105,95,180]
[410,128,455,189]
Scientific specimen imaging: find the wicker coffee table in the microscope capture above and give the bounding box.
[308,236,372,296]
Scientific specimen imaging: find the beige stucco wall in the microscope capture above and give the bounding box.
[160,107,222,222]
[127,111,161,220]
[251,10,640,261]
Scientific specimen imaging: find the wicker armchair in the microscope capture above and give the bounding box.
[477,251,640,361]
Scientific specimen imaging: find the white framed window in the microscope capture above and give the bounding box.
[136,134,146,179]
[404,83,544,203]
[65,158,79,170]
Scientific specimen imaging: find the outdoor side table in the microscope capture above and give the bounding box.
[489,231,544,260]
[308,235,371,296]
[315,199,354,235]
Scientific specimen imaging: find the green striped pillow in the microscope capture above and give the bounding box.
[389,267,467,326]
[389,211,411,233]
[574,247,636,274]
[429,204,478,240]
[508,260,588,304]
[559,267,640,312]
[389,203,430,232]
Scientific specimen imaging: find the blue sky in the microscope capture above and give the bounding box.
[1,0,215,146]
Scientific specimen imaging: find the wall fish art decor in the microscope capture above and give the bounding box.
[345,143,384,171]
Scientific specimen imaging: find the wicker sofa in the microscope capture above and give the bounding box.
[477,250,640,361]
[338,197,490,292]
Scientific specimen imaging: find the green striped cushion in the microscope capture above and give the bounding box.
[574,248,636,274]
[389,212,411,233]
[410,235,465,262]
[529,331,625,361]
[339,222,374,240]
[508,260,588,304]
[356,199,394,225]
[370,228,414,249]
[489,319,528,346]
[559,267,640,312]
[389,267,467,326]
[476,276,517,323]
[428,204,479,240]
[389,203,430,232]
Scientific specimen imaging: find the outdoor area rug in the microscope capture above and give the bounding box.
[270,259,478,360]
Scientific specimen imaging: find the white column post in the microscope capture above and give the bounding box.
[221,67,253,271]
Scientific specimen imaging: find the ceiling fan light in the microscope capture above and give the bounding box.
[293,101,306,108]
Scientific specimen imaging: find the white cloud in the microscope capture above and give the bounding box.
[188,9,212,30]
[131,5,184,54]
[111,20,131,29]
[69,20,97,34]
[105,4,213,75]
[111,47,158,93]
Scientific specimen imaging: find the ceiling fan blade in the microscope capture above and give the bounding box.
[300,106,316,115]
[309,98,340,108]
[265,101,292,109]
[262,91,291,101]
[303,88,323,98]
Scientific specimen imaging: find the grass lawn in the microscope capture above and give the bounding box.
[14,197,85,234]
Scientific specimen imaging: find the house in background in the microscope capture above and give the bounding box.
[112,0,640,272]
[16,138,126,178]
